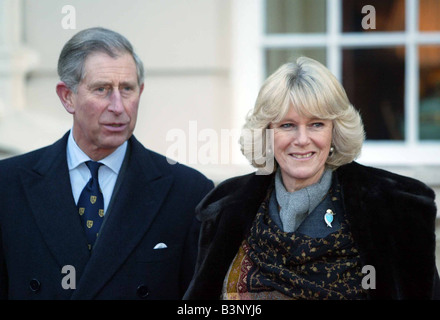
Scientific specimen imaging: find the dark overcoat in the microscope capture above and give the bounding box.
[0,132,214,299]
[184,162,440,299]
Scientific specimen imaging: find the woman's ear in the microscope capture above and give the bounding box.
[56,81,75,114]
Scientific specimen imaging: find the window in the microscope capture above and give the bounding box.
[231,0,440,166]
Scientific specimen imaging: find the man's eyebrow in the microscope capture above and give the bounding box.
[88,80,138,88]
[88,80,111,88]
[119,80,138,87]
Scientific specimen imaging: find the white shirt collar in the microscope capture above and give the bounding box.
[66,130,127,174]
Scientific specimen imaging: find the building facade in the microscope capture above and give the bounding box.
[1,0,439,267]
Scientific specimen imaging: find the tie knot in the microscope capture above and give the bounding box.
[86,161,102,180]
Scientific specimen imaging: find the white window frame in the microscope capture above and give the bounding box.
[231,0,440,168]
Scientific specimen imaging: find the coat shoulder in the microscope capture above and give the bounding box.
[0,144,50,167]
[0,132,68,177]
[195,172,273,223]
[130,136,212,182]
[0,145,56,181]
[338,161,435,200]
[128,137,214,201]
[144,147,212,184]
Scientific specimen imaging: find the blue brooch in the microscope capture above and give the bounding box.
[324,209,335,227]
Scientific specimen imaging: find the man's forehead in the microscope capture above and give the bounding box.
[84,51,136,69]
[82,52,138,83]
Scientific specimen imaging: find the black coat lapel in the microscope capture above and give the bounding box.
[20,133,90,272]
[71,137,174,299]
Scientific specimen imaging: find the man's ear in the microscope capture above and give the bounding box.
[56,81,75,114]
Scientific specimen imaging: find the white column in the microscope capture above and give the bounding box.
[0,0,38,112]
[0,0,47,156]
[230,0,263,169]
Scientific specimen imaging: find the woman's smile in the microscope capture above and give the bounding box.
[270,106,333,192]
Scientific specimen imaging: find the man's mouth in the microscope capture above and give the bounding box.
[103,123,128,131]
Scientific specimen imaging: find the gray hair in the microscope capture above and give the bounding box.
[57,27,144,92]
[240,56,365,171]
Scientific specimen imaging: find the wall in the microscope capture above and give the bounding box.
[1,0,253,180]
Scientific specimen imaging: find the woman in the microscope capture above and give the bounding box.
[184,57,440,300]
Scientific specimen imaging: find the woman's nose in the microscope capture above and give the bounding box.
[293,126,310,146]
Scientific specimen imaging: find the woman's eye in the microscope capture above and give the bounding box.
[311,122,324,128]
[280,123,293,129]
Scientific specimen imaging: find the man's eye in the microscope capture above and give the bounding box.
[96,87,107,93]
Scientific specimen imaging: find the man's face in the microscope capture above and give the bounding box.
[69,51,143,160]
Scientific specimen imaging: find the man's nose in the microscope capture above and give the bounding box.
[108,89,124,114]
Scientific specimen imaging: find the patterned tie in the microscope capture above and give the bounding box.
[77,161,104,250]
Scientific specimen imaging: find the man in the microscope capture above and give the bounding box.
[0,27,213,299]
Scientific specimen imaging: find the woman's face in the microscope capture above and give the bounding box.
[270,106,333,192]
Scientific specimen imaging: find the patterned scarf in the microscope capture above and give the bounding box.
[222,181,366,300]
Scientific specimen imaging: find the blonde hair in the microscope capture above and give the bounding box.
[240,56,365,171]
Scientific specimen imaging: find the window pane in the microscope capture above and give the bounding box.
[419,0,440,31]
[342,48,405,140]
[342,0,405,32]
[419,46,440,140]
[265,48,326,78]
[265,0,326,34]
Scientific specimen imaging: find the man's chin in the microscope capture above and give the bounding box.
[98,134,130,150]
